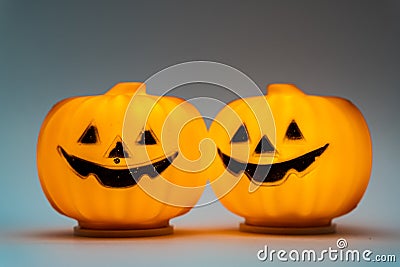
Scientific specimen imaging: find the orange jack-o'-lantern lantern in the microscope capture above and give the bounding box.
[37,82,208,237]
[209,84,372,234]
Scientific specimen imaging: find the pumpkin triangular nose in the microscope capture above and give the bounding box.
[255,135,275,154]
[107,137,130,158]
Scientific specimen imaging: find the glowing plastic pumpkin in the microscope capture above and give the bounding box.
[209,84,372,233]
[37,82,207,236]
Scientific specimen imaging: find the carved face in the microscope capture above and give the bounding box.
[218,121,329,186]
[209,84,372,228]
[37,83,208,229]
[57,123,178,188]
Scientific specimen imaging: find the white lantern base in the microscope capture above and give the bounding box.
[73,225,174,238]
[239,222,336,235]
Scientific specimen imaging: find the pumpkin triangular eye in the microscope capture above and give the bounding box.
[137,129,158,145]
[231,124,249,143]
[78,124,99,144]
[285,120,304,140]
[255,135,275,153]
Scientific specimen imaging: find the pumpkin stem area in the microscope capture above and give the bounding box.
[267,83,305,96]
[105,82,147,95]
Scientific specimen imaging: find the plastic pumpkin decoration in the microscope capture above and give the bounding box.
[37,82,208,237]
[209,84,372,234]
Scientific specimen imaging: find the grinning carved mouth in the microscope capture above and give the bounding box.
[58,146,178,188]
[218,144,328,185]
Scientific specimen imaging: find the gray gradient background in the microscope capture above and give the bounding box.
[0,0,399,266]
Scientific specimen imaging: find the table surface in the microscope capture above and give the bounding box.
[1,201,399,267]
